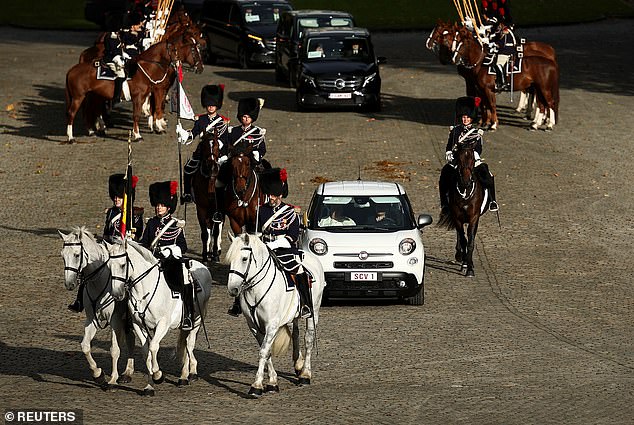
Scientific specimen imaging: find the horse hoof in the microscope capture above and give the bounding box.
[188,374,198,382]
[211,255,220,263]
[248,387,263,398]
[152,373,165,385]
[265,384,279,393]
[298,377,311,386]
[294,369,301,378]
[143,388,155,397]
[177,379,189,387]
[93,371,107,386]
[466,270,475,277]
[117,374,132,384]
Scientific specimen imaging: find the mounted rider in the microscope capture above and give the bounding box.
[68,173,144,313]
[177,84,230,224]
[229,97,269,170]
[227,168,314,319]
[139,181,194,331]
[438,96,499,214]
[486,17,517,92]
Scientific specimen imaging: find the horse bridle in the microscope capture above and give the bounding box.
[232,162,259,207]
[63,241,110,285]
[455,144,477,200]
[110,249,160,293]
[228,246,275,296]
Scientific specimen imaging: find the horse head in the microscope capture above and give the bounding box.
[455,143,476,191]
[169,33,204,74]
[230,149,254,198]
[225,233,267,297]
[107,241,130,301]
[427,20,458,64]
[59,227,102,291]
[452,28,482,67]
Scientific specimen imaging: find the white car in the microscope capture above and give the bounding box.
[301,180,433,305]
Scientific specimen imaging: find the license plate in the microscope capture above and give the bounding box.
[350,272,378,281]
[329,92,352,99]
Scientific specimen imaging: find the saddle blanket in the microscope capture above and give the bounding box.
[96,64,117,80]
[487,58,523,76]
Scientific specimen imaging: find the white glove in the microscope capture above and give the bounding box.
[252,151,260,162]
[265,238,291,251]
[445,151,454,163]
[176,123,191,145]
[218,155,228,165]
[159,245,182,259]
[122,52,131,60]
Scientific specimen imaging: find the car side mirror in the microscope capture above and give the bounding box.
[377,56,387,64]
[417,214,433,229]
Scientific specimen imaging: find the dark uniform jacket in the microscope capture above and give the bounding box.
[228,124,266,164]
[139,214,187,256]
[120,28,144,59]
[103,206,144,243]
[191,113,230,158]
[446,124,483,156]
[259,202,301,273]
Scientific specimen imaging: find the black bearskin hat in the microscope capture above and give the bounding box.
[201,84,224,108]
[455,96,480,121]
[149,181,178,214]
[109,173,137,201]
[237,97,263,122]
[260,168,288,198]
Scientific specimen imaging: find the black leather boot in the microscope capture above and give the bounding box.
[213,186,225,223]
[295,273,313,319]
[112,77,124,104]
[227,297,241,316]
[68,283,84,313]
[182,283,194,331]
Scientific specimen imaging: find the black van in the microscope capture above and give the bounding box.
[199,0,292,68]
[275,10,355,87]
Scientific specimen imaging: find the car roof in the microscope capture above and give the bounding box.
[283,10,354,18]
[303,27,370,38]
[315,181,406,197]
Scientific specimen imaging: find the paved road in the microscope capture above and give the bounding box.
[0,19,633,424]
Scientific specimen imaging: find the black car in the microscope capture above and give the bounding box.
[199,0,292,68]
[296,27,385,112]
[84,0,130,30]
[275,10,355,87]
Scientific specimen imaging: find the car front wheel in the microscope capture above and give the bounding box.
[405,285,424,305]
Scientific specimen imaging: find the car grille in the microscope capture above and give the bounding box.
[333,261,394,269]
[265,40,276,50]
[317,76,363,91]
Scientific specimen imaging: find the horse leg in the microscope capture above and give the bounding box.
[455,227,467,265]
[81,321,107,386]
[248,328,277,397]
[211,221,223,262]
[132,323,155,396]
[120,321,136,384]
[153,88,167,133]
[186,328,200,382]
[197,208,209,262]
[299,311,318,385]
[465,220,480,277]
[111,307,134,384]
[147,323,169,385]
[292,319,303,376]
[265,357,279,393]
[66,94,85,143]
[131,93,145,141]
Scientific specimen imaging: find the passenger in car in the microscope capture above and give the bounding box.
[318,204,356,227]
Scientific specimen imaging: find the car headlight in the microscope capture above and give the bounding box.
[300,73,317,88]
[247,33,265,48]
[399,238,416,255]
[362,72,377,88]
[309,238,328,255]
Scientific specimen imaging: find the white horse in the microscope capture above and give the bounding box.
[224,233,326,397]
[107,239,212,396]
[59,227,135,388]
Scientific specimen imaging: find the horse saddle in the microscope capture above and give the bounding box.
[161,257,201,298]
[95,64,117,80]
[487,58,523,76]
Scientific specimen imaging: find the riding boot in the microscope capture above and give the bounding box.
[295,273,313,319]
[182,283,194,331]
[488,174,499,211]
[68,283,84,313]
[495,65,508,91]
[181,173,193,205]
[227,296,242,317]
[112,78,124,105]
[476,164,499,212]
[212,186,225,223]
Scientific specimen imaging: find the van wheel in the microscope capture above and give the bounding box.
[238,46,249,69]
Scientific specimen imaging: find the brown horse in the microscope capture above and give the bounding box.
[438,142,486,277]
[427,21,558,125]
[223,150,263,235]
[192,130,223,262]
[65,33,203,142]
[452,29,559,131]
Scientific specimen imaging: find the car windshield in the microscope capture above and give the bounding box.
[242,4,291,25]
[312,195,414,231]
[305,36,371,62]
[297,17,354,39]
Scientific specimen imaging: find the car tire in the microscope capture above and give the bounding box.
[406,286,424,305]
[296,90,305,112]
[289,64,297,88]
[275,64,285,82]
[238,46,249,69]
[366,96,381,113]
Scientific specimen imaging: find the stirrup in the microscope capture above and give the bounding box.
[489,200,499,212]
[300,305,312,319]
[181,317,193,331]
[180,194,193,205]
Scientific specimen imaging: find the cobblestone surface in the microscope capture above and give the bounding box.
[0,19,633,424]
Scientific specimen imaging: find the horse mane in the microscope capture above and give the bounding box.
[223,233,266,265]
[72,225,97,244]
[126,240,159,265]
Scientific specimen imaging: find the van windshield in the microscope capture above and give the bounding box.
[242,4,291,25]
[306,37,372,62]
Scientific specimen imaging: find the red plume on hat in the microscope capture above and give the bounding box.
[131,175,138,189]
[474,97,481,107]
[280,168,287,182]
[170,181,178,196]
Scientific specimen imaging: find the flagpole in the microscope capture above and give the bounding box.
[176,62,185,218]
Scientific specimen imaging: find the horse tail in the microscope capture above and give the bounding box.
[437,209,458,231]
[271,325,291,357]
